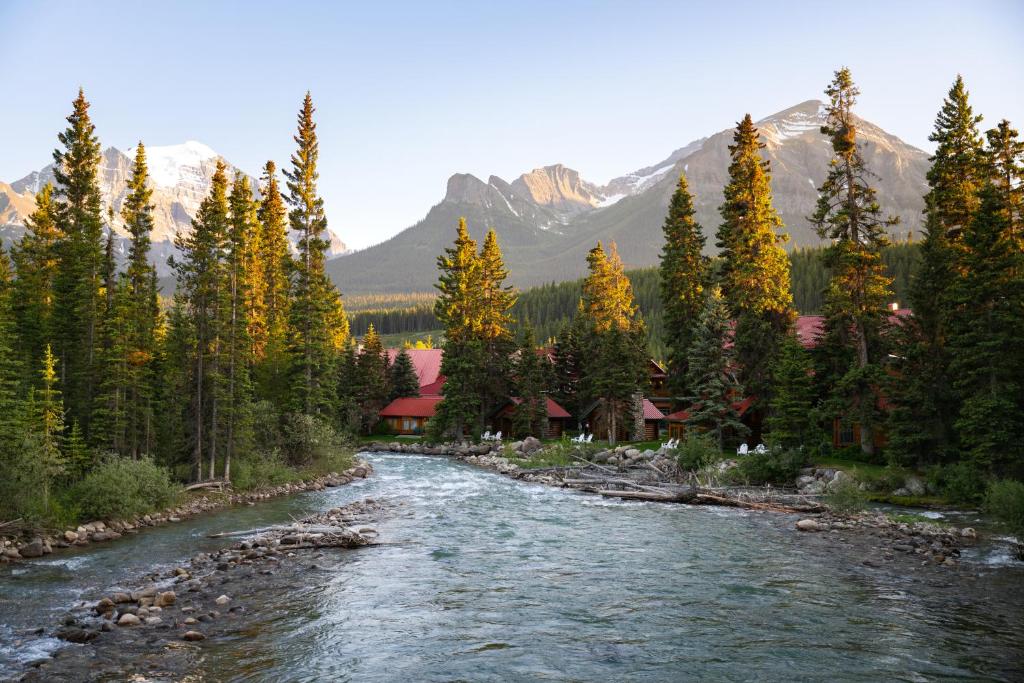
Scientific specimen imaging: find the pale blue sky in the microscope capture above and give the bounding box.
[1,0,1021,249]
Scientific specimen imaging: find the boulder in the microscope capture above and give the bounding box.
[904,476,927,496]
[624,449,640,459]
[521,436,542,454]
[796,519,821,532]
[63,530,78,543]
[55,626,99,643]
[20,539,45,558]
[826,470,854,492]
[182,630,206,641]
[117,613,141,626]
[214,595,231,606]
[94,598,116,615]
[154,591,177,607]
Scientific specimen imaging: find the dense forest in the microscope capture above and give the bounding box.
[349,241,922,358]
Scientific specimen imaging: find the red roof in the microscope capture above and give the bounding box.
[642,398,664,421]
[795,309,912,349]
[419,377,446,396]
[510,396,571,419]
[387,348,443,388]
[666,396,754,422]
[379,396,441,418]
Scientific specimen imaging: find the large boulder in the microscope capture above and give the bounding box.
[521,436,543,454]
[19,539,45,558]
[796,519,822,532]
[117,613,141,626]
[904,476,927,496]
[826,470,854,492]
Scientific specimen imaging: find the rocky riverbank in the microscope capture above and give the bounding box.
[12,496,387,682]
[0,461,372,564]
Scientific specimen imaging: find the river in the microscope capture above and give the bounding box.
[2,452,1023,681]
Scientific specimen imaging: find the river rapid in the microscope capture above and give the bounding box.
[2,452,1023,681]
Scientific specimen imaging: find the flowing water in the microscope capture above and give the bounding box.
[2,452,1023,681]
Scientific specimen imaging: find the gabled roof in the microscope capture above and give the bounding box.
[379,396,442,418]
[387,348,443,388]
[419,377,446,396]
[642,398,665,421]
[508,396,572,419]
[794,309,912,349]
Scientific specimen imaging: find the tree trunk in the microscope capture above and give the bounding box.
[194,341,204,482]
[855,320,875,457]
[608,400,617,446]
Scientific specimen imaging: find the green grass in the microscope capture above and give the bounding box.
[886,512,951,526]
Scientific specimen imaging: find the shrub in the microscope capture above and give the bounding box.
[984,480,1024,537]
[230,450,299,491]
[927,462,987,504]
[280,413,352,467]
[674,433,720,472]
[71,456,178,521]
[728,448,808,485]
[825,477,868,515]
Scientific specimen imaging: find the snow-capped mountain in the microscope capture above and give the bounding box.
[1,143,348,274]
[327,99,929,293]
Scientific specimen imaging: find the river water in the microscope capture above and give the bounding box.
[2,452,1023,681]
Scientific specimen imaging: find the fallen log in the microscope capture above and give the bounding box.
[693,493,825,514]
[184,480,230,492]
[598,488,695,503]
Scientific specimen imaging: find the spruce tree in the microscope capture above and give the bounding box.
[716,114,795,431]
[946,184,1024,473]
[476,229,516,426]
[809,68,897,457]
[552,318,586,429]
[11,184,60,375]
[0,249,24,448]
[51,89,106,436]
[683,290,749,451]
[659,173,708,402]
[764,334,814,450]
[984,120,1024,244]
[284,93,348,417]
[388,348,420,402]
[356,323,388,434]
[255,160,293,404]
[512,324,548,438]
[890,77,985,465]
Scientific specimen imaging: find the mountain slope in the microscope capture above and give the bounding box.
[329,100,929,294]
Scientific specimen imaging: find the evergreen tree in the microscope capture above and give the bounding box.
[284,93,348,416]
[659,173,708,402]
[387,348,420,402]
[579,242,647,444]
[335,338,362,433]
[947,184,1024,474]
[552,318,586,428]
[170,160,229,480]
[716,114,795,430]
[25,346,68,511]
[51,89,106,436]
[984,120,1024,244]
[432,219,484,438]
[891,76,985,465]
[356,323,388,434]
[512,324,548,438]
[0,249,24,448]
[764,334,814,449]
[809,68,897,457]
[476,229,517,426]
[683,290,749,450]
[255,160,293,405]
[11,184,60,374]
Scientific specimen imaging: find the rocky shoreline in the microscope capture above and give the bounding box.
[0,461,372,565]
[12,494,386,682]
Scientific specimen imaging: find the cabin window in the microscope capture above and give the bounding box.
[403,418,414,431]
[837,420,855,446]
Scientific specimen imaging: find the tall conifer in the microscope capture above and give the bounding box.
[255,160,293,404]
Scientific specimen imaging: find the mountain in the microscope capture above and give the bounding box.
[328,100,929,294]
[0,142,348,275]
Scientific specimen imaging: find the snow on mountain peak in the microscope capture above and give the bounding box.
[123,140,221,188]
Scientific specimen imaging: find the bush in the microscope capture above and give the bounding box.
[71,456,178,521]
[230,450,299,491]
[927,462,987,504]
[825,477,868,515]
[674,434,720,472]
[984,479,1024,537]
[728,448,808,485]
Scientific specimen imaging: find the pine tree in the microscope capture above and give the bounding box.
[659,173,708,402]
[356,323,388,434]
[890,76,986,465]
[984,120,1024,245]
[716,114,795,430]
[0,249,24,448]
[11,184,60,375]
[26,345,67,511]
[552,318,586,429]
[765,334,814,449]
[579,242,647,444]
[51,89,106,436]
[255,160,293,405]
[809,68,897,457]
[335,338,362,433]
[432,218,484,438]
[284,93,348,417]
[683,290,749,450]
[387,348,420,402]
[512,324,548,438]
[170,160,229,480]
[946,184,1024,473]
[476,229,516,427]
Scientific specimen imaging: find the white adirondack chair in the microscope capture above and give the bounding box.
[754,443,767,454]
[494,431,502,442]
[481,431,491,442]
[585,434,593,444]
[737,443,749,456]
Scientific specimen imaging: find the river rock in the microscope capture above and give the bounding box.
[63,530,78,543]
[214,595,231,606]
[903,476,927,496]
[521,436,542,454]
[796,519,821,532]
[20,538,45,558]
[55,626,99,643]
[960,527,977,540]
[117,613,141,626]
[155,591,177,607]
[624,448,640,459]
[2,547,21,559]
[182,630,206,641]
[94,598,116,615]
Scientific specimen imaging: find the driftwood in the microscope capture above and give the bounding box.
[598,488,696,503]
[693,493,825,514]
[184,480,231,492]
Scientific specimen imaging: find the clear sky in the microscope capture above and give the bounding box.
[1,0,1021,250]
